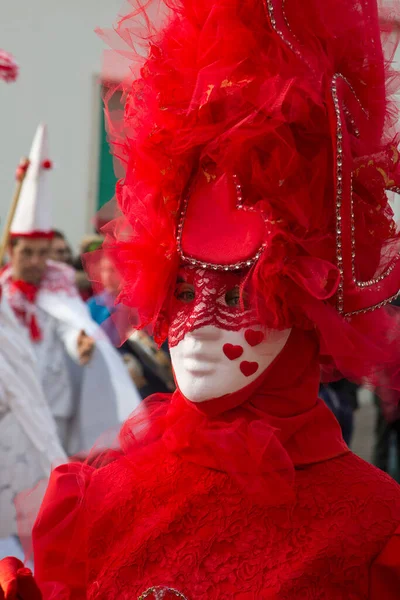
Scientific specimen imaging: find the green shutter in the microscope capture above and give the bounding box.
[97,107,117,211]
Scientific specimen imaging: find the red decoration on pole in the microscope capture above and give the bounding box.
[0,50,18,83]
[15,158,30,182]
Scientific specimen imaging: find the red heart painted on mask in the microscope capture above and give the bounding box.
[245,329,265,347]
[223,343,244,361]
[240,361,259,377]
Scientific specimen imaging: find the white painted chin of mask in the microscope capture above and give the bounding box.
[170,325,291,403]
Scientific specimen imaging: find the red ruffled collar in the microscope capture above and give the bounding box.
[119,329,348,504]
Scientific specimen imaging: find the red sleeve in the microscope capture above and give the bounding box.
[32,462,93,600]
[370,525,400,599]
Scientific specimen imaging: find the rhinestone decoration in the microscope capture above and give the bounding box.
[262,0,309,67]
[349,172,356,282]
[176,173,268,271]
[338,75,368,117]
[333,74,400,315]
[352,183,400,289]
[347,110,399,289]
[344,290,400,317]
[262,5,399,316]
[331,74,345,313]
[343,106,360,138]
[281,0,300,45]
[138,587,188,600]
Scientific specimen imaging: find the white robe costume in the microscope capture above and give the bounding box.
[0,261,142,455]
[0,290,66,540]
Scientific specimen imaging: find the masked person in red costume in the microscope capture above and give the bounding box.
[3,0,400,597]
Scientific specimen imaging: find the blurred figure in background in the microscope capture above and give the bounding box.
[87,256,120,337]
[49,230,73,265]
[3,234,96,450]
[372,296,400,481]
[88,256,175,398]
[1,125,95,449]
[73,234,103,301]
[373,395,400,481]
[0,286,65,556]
[319,379,359,447]
[1,124,141,454]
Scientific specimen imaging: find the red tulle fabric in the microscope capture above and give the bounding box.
[108,329,348,500]
[29,328,400,598]
[89,0,400,402]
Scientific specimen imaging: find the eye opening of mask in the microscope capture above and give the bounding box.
[175,279,195,303]
[225,284,250,309]
[225,286,240,307]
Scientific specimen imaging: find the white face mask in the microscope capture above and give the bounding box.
[170,325,291,403]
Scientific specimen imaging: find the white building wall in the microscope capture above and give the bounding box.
[0,0,124,250]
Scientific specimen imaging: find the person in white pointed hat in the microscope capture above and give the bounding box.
[0,124,142,453]
[0,74,65,554]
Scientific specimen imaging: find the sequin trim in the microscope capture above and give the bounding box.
[343,106,360,138]
[263,3,399,315]
[138,587,189,600]
[344,290,400,317]
[281,0,300,45]
[331,75,345,313]
[332,74,400,315]
[263,0,309,67]
[351,180,400,289]
[338,79,399,291]
[177,174,268,271]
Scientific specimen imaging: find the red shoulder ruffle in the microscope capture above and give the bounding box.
[33,463,93,600]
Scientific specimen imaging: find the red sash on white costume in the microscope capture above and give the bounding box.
[0,261,77,342]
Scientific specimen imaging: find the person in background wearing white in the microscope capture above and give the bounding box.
[0,287,65,558]
[1,235,95,449]
[1,124,141,454]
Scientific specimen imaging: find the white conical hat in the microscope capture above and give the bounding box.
[10,123,53,237]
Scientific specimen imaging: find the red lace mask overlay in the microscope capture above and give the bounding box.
[167,267,259,348]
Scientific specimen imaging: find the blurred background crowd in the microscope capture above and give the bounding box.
[49,229,175,400]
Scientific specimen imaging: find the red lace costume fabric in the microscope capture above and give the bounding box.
[32,330,400,599]
[34,448,400,600]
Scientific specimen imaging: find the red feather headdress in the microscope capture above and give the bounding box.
[95,0,400,388]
